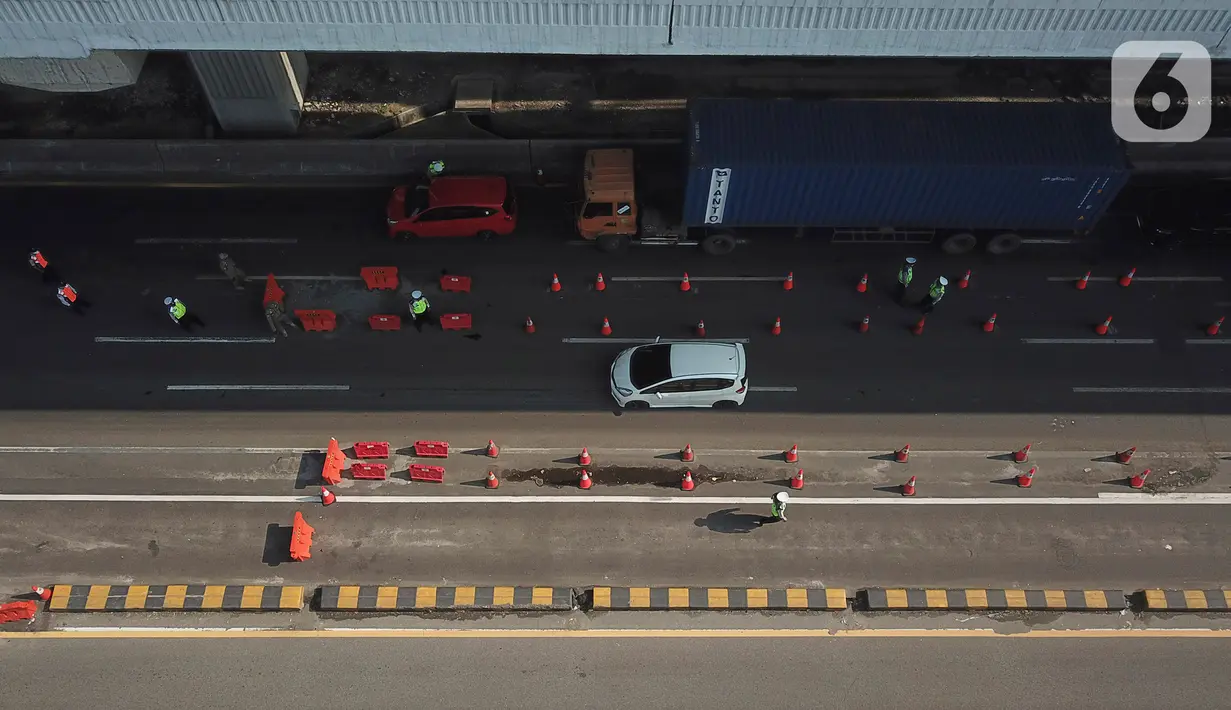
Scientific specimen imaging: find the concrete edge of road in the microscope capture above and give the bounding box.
[36,585,1231,614]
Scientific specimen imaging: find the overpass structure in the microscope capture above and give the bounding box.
[0,0,1228,134]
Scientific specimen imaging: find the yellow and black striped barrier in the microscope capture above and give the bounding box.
[317,585,576,612]
[49,584,304,612]
[1142,589,1231,611]
[863,588,1127,611]
[591,587,848,611]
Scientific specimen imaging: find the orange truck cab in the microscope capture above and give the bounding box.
[577,149,639,251]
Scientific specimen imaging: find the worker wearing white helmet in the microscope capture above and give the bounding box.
[768,490,790,523]
[409,289,433,332]
[896,256,917,305]
[921,275,948,314]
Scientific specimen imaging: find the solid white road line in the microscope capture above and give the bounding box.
[1020,238,1076,245]
[1046,276,1224,282]
[1,493,1229,505]
[1185,339,1231,345]
[1021,338,1156,345]
[196,274,364,281]
[1073,387,1231,394]
[562,337,752,344]
[607,276,784,282]
[134,238,298,245]
[748,386,799,392]
[165,384,350,391]
[95,336,276,344]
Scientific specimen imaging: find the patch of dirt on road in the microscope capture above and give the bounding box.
[503,464,776,488]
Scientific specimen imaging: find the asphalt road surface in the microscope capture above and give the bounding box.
[3,633,1230,709]
[1,186,1230,415]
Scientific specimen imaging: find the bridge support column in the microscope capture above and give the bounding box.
[187,51,308,136]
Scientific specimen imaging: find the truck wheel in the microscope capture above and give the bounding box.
[986,233,1023,255]
[597,234,630,253]
[701,233,737,256]
[940,233,977,255]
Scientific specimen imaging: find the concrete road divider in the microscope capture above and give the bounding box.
[591,587,848,611]
[863,588,1127,611]
[1142,589,1231,611]
[318,585,575,612]
[48,584,305,611]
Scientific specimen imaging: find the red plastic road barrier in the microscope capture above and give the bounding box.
[296,310,337,332]
[369,314,402,331]
[289,512,315,562]
[262,274,285,308]
[414,440,450,458]
[360,266,399,290]
[440,274,472,292]
[409,464,445,483]
[0,601,36,623]
[440,313,472,331]
[351,463,388,480]
[354,441,390,459]
[321,438,345,485]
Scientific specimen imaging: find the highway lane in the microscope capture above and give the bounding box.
[3,633,1230,709]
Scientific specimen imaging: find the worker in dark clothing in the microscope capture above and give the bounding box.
[896,257,916,305]
[56,282,90,315]
[920,276,948,314]
[409,290,433,332]
[218,253,246,290]
[264,300,296,338]
[29,249,59,283]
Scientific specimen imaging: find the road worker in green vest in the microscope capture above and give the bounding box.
[920,276,948,314]
[896,257,916,305]
[428,160,445,178]
[409,290,433,332]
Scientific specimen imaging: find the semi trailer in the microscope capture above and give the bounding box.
[576,98,1132,255]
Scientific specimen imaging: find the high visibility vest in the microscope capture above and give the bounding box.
[30,251,48,269]
[897,265,913,286]
[771,500,786,518]
[411,297,429,315]
[170,300,187,320]
[57,285,77,303]
[928,282,945,301]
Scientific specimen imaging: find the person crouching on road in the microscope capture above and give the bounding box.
[218,253,246,290]
[409,290,433,332]
[762,491,789,525]
[56,282,89,315]
[164,296,204,331]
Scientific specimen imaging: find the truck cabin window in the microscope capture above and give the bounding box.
[583,202,615,219]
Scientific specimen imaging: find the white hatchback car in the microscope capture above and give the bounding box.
[610,341,748,409]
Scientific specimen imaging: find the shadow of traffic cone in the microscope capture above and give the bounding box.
[681,444,695,462]
[680,273,691,292]
[895,444,910,463]
[579,447,592,466]
[579,470,593,490]
[32,586,51,601]
[1095,315,1113,335]
[789,469,804,490]
[600,317,612,336]
[595,273,606,292]
[784,444,799,464]
[983,313,997,333]
[771,317,782,336]
[486,471,499,489]
[1017,466,1036,488]
[1208,317,1225,336]
[681,470,695,491]
[1013,444,1031,463]
[859,315,870,333]
[1119,267,1136,287]
[1076,271,1091,290]
[783,272,794,291]
[912,317,926,335]
[486,439,499,458]
[1116,447,1136,464]
[857,273,868,293]
[958,270,971,289]
[524,317,535,334]
[1129,468,1151,489]
[696,319,706,337]
[550,273,561,292]
[902,475,917,496]
[320,486,336,506]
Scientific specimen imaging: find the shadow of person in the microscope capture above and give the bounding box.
[694,507,765,534]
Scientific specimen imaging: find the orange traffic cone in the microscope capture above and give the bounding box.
[696,319,706,337]
[902,475,917,496]
[595,272,606,292]
[1208,317,1225,336]
[1119,267,1136,287]
[958,270,971,289]
[784,444,799,464]
[1013,444,1031,463]
[783,272,794,291]
[551,273,561,292]
[771,317,782,336]
[1095,315,1113,335]
[859,315,870,333]
[579,447,592,466]
[1017,466,1036,488]
[1116,447,1136,464]
[983,313,997,333]
[1076,272,1090,290]
[681,444,695,463]
[524,316,535,334]
[579,470,593,490]
[600,317,612,336]
[486,439,499,458]
[912,317,926,335]
[32,586,51,601]
[1129,468,1151,489]
[895,444,910,463]
[680,273,692,292]
[789,469,804,490]
[681,470,695,491]
[485,471,500,489]
[320,486,336,506]
[857,273,868,293]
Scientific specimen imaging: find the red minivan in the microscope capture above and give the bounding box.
[386,176,517,239]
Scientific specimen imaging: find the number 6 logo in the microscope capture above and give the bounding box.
[1111,41,1212,143]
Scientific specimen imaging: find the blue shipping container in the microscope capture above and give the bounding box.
[683,99,1130,232]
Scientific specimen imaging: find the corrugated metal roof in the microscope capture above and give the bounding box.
[689,99,1128,170]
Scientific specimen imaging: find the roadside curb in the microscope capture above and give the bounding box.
[49,584,304,611]
[863,588,1127,611]
[317,585,576,612]
[1142,589,1231,611]
[590,586,847,611]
